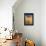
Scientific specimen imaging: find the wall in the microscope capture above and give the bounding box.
[0,0,16,30]
[13,0,41,46]
[41,0,46,46]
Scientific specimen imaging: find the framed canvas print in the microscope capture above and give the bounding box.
[24,13,34,25]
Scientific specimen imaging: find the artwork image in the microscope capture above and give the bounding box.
[24,13,34,25]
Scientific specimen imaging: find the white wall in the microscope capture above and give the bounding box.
[41,0,46,46]
[0,0,16,30]
[13,0,41,46]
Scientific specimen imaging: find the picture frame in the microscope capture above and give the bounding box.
[24,13,34,25]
